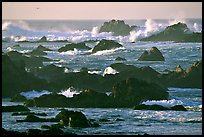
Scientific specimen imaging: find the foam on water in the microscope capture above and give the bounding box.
[58,87,81,98]
[142,99,184,108]
[92,47,125,55]
[103,67,119,76]
[20,90,52,99]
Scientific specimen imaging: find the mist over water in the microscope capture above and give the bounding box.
[2,19,202,43]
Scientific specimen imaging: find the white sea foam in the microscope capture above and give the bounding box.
[168,87,202,92]
[142,99,184,108]
[129,19,166,42]
[59,48,81,55]
[88,70,102,74]
[6,47,13,52]
[64,68,69,73]
[20,90,52,99]
[58,87,81,98]
[103,67,119,76]
[92,47,125,55]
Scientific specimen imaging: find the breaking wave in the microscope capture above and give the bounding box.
[142,99,184,108]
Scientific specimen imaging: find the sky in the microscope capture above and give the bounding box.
[2,2,202,20]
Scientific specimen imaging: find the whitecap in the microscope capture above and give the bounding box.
[92,47,125,55]
[142,99,183,108]
[58,87,81,98]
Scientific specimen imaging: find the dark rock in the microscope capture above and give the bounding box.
[56,109,90,128]
[99,118,110,122]
[92,39,123,53]
[12,112,47,116]
[112,78,168,107]
[25,93,68,107]
[39,36,47,42]
[170,105,187,111]
[115,118,125,121]
[138,47,165,61]
[11,94,27,102]
[27,45,52,56]
[16,114,58,122]
[115,57,126,61]
[164,60,202,88]
[134,104,187,111]
[41,125,51,129]
[27,129,43,135]
[80,67,89,73]
[141,22,202,42]
[99,19,137,36]
[58,42,91,52]
[13,44,21,48]
[2,128,27,136]
[2,105,30,112]
[33,64,67,83]
[2,54,48,97]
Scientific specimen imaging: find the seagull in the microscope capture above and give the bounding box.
[36,8,39,10]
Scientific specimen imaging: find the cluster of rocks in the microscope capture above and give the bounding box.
[99,19,137,36]
[2,105,100,135]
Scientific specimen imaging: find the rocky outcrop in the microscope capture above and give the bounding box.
[33,64,68,83]
[133,104,187,111]
[25,89,111,108]
[140,22,202,42]
[38,36,47,42]
[6,51,52,69]
[99,19,137,36]
[58,42,91,52]
[2,105,30,112]
[2,54,48,97]
[138,47,165,61]
[11,94,27,102]
[92,39,123,53]
[27,45,52,56]
[112,78,169,107]
[163,60,202,88]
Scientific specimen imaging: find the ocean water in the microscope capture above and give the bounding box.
[2,19,202,135]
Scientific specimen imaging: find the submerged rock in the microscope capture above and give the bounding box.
[92,39,123,53]
[99,19,137,36]
[133,104,187,111]
[2,105,30,112]
[12,112,47,116]
[58,42,91,52]
[138,47,165,61]
[115,56,126,61]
